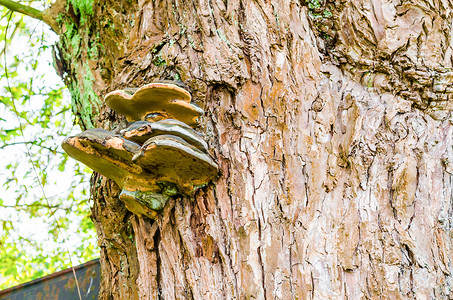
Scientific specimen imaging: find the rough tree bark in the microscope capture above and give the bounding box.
[52,0,453,298]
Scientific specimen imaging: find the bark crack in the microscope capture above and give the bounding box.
[154,227,162,299]
[213,186,239,298]
[257,217,267,299]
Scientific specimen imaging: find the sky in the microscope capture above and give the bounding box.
[0,10,98,287]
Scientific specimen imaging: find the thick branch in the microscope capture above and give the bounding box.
[0,0,43,21]
[0,0,57,30]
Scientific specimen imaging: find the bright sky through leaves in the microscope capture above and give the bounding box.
[0,6,98,289]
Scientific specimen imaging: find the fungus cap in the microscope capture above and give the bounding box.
[132,134,218,194]
[61,129,141,188]
[105,82,203,127]
[120,119,209,152]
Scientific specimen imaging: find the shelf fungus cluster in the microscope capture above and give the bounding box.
[62,82,218,219]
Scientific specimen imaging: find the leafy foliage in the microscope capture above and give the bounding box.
[0,5,98,289]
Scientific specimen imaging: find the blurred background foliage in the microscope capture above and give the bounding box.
[0,3,98,289]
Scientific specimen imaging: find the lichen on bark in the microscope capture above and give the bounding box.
[52,0,103,130]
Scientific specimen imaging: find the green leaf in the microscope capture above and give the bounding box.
[0,7,98,290]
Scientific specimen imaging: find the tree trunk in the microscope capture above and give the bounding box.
[56,0,453,298]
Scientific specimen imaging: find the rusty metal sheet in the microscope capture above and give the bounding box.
[0,259,100,300]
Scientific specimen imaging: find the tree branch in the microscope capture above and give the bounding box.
[0,140,65,154]
[0,0,56,29]
[0,0,43,21]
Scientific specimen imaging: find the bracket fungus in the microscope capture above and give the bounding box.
[62,82,218,219]
[104,82,203,127]
[120,119,209,152]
